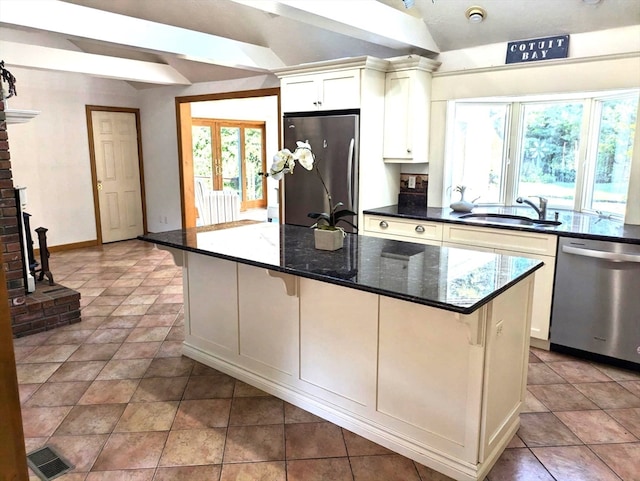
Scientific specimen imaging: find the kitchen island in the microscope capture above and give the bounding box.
[139,223,542,481]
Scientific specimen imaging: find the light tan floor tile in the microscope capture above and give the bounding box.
[159,428,226,466]
[229,396,284,426]
[79,379,139,404]
[532,445,621,481]
[85,469,155,481]
[172,399,231,429]
[25,381,90,407]
[92,431,168,470]
[517,413,582,447]
[95,358,151,380]
[350,454,421,481]
[114,401,178,432]
[555,410,638,444]
[183,375,235,399]
[54,404,126,435]
[284,402,324,424]
[605,408,640,438]
[223,425,285,463]
[130,376,188,402]
[154,465,222,481]
[487,448,554,481]
[21,405,73,437]
[47,360,106,382]
[574,382,640,409]
[67,343,121,361]
[527,383,599,411]
[547,361,614,383]
[286,458,350,481]
[285,422,347,460]
[590,442,640,481]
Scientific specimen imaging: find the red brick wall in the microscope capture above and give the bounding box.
[0,100,27,318]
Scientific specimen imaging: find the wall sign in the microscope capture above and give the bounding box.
[506,35,569,64]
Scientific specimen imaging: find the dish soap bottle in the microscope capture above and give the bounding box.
[449,185,477,213]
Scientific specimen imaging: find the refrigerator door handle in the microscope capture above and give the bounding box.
[347,138,355,208]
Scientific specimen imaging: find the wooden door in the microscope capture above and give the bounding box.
[89,109,145,243]
[192,119,267,211]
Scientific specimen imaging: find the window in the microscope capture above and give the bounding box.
[447,91,638,217]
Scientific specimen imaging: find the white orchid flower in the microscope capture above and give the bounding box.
[295,141,314,170]
[270,148,295,179]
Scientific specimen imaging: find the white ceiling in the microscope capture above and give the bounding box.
[0,0,638,87]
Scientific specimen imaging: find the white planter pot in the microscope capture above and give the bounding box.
[314,228,344,251]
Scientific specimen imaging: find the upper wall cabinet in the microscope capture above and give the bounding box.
[383,56,440,164]
[274,57,389,113]
[280,69,361,112]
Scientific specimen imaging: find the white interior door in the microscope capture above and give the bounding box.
[92,111,144,243]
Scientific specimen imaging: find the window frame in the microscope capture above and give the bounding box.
[446,89,639,219]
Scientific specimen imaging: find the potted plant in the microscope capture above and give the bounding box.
[268,141,356,250]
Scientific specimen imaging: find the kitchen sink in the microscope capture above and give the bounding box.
[459,213,562,227]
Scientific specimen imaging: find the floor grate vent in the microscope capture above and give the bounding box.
[26,446,73,481]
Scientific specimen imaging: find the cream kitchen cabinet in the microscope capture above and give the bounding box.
[274,57,389,113]
[280,69,361,112]
[363,213,443,246]
[383,56,440,163]
[442,223,557,345]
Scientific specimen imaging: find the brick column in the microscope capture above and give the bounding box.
[0,100,27,320]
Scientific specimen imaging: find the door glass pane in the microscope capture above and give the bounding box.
[192,126,213,190]
[587,95,638,216]
[451,104,508,204]
[244,128,264,202]
[221,127,241,195]
[516,102,583,208]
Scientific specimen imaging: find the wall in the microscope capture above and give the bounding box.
[137,75,279,233]
[6,67,140,247]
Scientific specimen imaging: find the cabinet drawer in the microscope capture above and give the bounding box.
[364,215,443,244]
[443,224,557,256]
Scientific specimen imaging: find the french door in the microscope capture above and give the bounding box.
[192,119,267,211]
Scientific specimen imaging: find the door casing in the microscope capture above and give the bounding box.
[175,88,280,229]
[86,105,147,244]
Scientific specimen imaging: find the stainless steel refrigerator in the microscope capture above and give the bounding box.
[283,111,359,233]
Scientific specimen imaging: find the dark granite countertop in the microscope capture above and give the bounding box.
[363,205,640,245]
[139,223,542,315]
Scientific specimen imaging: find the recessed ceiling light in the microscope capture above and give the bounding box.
[465,6,486,23]
[582,0,601,4]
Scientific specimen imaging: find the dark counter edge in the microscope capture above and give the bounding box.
[137,233,543,316]
[363,206,640,245]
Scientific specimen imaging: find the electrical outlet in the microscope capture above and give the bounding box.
[163,216,168,224]
[496,320,504,337]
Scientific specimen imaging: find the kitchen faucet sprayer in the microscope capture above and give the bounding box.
[516,196,548,220]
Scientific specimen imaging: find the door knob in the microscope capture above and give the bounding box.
[97,180,103,191]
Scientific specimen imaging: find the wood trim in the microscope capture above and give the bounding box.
[34,239,99,256]
[175,88,280,229]
[85,105,149,243]
[177,102,195,229]
[0,248,29,481]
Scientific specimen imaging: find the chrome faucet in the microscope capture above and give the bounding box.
[516,196,548,220]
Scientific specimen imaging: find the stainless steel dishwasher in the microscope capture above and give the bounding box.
[550,237,640,368]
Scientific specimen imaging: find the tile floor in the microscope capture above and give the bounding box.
[13,239,640,481]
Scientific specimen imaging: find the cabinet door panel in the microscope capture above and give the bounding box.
[281,76,318,112]
[299,278,378,407]
[378,296,483,462]
[495,249,554,341]
[320,70,360,110]
[238,265,299,379]
[186,254,238,356]
[383,72,412,159]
